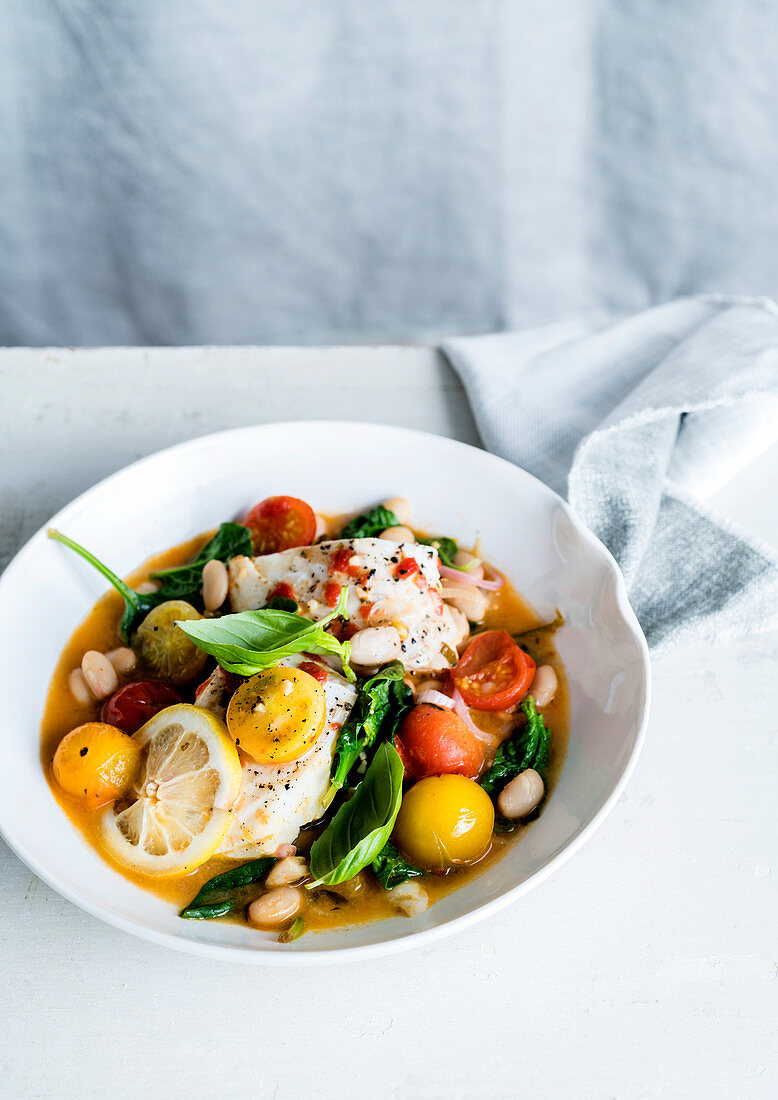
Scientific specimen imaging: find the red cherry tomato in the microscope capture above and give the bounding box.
[452,630,535,712]
[395,704,485,780]
[100,681,182,734]
[243,496,317,554]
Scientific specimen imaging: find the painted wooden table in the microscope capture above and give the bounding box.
[2,348,777,1100]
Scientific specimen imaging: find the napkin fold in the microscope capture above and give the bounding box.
[443,296,778,653]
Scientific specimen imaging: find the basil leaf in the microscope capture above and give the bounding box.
[49,528,163,642]
[179,857,274,919]
[339,504,399,540]
[175,585,355,681]
[324,660,413,806]
[309,742,405,886]
[371,841,424,890]
[150,522,252,599]
[418,535,459,568]
[480,696,551,798]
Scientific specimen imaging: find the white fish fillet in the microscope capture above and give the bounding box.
[228,538,462,671]
[196,657,357,858]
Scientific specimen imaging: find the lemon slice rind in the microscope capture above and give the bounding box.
[98,704,241,876]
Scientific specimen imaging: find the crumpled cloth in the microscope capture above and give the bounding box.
[443,296,778,653]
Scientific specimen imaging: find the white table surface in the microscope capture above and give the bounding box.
[2,347,777,1100]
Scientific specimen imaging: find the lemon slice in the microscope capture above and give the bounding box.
[98,704,241,876]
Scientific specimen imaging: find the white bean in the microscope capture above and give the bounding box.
[379,525,415,542]
[386,880,429,916]
[314,514,328,539]
[441,580,489,623]
[452,549,484,580]
[201,558,229,611]
[105,647,136,675]
[349,626,403,666]
[265,856,309,887]
[497,769,545,820]
[135,580,160,595]
[530,664,558,707]
[382,496,411,526]
[247,886,303,929]
[80,650,118,700]
[68,668,93,705]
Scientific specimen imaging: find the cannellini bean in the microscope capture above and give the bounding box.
[274,843,297,858]
[379,525,415,542]
[530,664,558,707]
[247,886,304,929]
[386,880,429,916]
[81,650,118,700]
[266,856,309,887]
[68,668,93,705]
[201,559,229,611]
[441,580,489,623]
[452,549,484,580]
[135,580,160,595]
[349,626,403,666]
[383,496,411,526]
[105,647,136,674]
[497,769,545,820]
[314,514,328,539]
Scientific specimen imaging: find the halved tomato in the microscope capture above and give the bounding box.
[452,629,535,712]
[244,495,317,554]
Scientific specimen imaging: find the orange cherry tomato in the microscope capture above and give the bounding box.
[243,495,317,554]
[452,630,535,712]
[395,704,486,780]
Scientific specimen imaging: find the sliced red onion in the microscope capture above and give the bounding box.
[417,688,455,709]
[440,564,503,591]
[451,686,492,742]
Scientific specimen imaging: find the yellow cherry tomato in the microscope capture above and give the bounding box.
[53,722,142,808]
[133,600,207,684]
[226,667,326,764]
[393,774,495,872]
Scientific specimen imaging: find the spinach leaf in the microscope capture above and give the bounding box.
[371,841,425,890]
[418,535,459,568]
[49,528,163,642]
[174,585,356,681]
[324,660,413,806]
[309,742,405,886]
[479,696,551,797]
[339,504,399,540]
[150,522,251,598]
[179,857,274,919]
[264,595,299,613]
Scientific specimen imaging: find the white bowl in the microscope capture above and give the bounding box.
[0,422,650,964]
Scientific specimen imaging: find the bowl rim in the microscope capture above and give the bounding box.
[0,421,651,965]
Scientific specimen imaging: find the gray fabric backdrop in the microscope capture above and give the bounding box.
[3,1,777,346]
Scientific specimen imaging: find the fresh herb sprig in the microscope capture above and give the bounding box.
[324,660,413,806]
[175,585,356,682]
[480,696,551,798]
[309,742,405,887]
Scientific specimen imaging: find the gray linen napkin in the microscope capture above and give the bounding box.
[443,296,778,653]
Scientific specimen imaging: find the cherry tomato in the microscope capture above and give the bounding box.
[393,775,494,871]
[133,600,208,684]
[244,496,317,554]
[101,681,182,734]
[53,722,142,808]
[452,630,535,712]
[396,704,485,780]
[226,667,326,763]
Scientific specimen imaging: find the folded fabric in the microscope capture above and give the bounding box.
[443,296,778,653]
